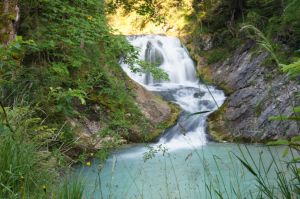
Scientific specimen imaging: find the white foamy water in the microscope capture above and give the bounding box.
[121,35,226,151]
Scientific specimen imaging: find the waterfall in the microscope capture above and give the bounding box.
[121,35,225,151]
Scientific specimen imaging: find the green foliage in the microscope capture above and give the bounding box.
[48,87,87,116]
[133,60,169,81]
[281,59,300,77]
[143,144,168,162]
[105,0,166,24]
[106,0,193,35]
[245,11,265,29]
[237,145,300,198]
[181,0,300,56]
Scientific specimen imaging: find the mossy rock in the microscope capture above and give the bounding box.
[145,102,181,142]
[207,102,234,142]
[197,65,214,84]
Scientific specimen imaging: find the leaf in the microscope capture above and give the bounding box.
[293,106,300,113]
[269,115,300,121]
[292,136,300,143]
[234,154,257,177]
[214,190,224,199]
[281,59,300,77]
[269,116,291,121]
[289,157,300,164]
[188,111,211,118]
[282,147,289,158]
[52,63,69,77]
[267,139,289,146]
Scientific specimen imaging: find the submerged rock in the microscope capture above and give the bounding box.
[193,91,205,98]
[199,100,215,110]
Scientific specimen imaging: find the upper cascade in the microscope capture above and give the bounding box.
[122,35,198,87]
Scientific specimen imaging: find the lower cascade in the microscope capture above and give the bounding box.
[121,35,225,150]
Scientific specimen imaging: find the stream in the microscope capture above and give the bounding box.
[79,35,288,199]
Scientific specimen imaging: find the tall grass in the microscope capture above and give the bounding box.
[0,130,86,199]
[0,131,51,199]
[57,175,85,199]
[0,105,87,199]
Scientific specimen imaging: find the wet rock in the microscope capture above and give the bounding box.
[155,90,176,101]
[193,91,205,98]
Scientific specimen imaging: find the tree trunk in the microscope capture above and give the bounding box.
[0,0,19,45]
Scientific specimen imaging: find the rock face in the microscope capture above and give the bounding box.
[196,41,299,142]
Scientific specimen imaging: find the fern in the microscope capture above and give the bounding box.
[280,59,300,77]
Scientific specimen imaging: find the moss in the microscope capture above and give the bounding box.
[207,102,233,142]
[197,65,214,84]
[145,102,181,142]
[207,102,252,143]
[201,48,230,65]
[254,101,263,116]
